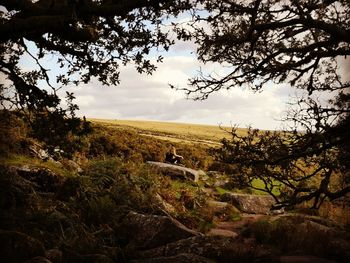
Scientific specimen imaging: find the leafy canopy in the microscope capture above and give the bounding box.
[1,0,349,207]
[176,0,350,208]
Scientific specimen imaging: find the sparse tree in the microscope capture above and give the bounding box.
[0,0,191,153]
[176,0,350,208]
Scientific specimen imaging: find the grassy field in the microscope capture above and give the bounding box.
[89,118,248,146]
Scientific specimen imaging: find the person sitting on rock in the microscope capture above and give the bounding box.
[165,146,184,164]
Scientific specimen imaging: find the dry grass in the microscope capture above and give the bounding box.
[88,118,248,145]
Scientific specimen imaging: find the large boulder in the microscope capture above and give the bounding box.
[0,230,45,262]
[221,193,276,214]
[118,211,200,250]
[147,161,205,182]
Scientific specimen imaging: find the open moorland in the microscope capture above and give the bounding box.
[1,116,349,263]
[88,118,248,146]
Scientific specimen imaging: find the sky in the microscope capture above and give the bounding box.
[55,41,293,131]
[3,5,349,131]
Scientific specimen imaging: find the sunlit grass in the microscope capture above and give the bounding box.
[0,154,74,177]
[88,118,248,145]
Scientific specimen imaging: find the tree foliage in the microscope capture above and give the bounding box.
[1,0,349,207]
[177,0,350,208]
[0,0,190,152]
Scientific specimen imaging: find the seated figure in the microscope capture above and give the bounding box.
[165,146,183,164]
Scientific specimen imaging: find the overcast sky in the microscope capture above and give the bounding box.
[11,25,350,131]
[55,40,295,130]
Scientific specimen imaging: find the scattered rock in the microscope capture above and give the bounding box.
[118,211,200,250]
[221,193,275,214]
[65,160,83,173]
[147,161,205,182]
[154,193,177,214]
[206,228,238,238]
[29,143,51,161]
[131,253,216,263]
[12,165,65,192]
[0,166,35,210]
[0,230,45,262]
[136,235,271,262]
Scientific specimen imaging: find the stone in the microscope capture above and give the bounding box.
[154,193,177,214]
[118,211,200,250]
[206,228,238,238]
[13,165,65,193]
[0,166,35,210]
[147,161,205,182]
[131,253,216,263]
[0,230,45,262]
[136,235,271,262]
[66,160,83,173]
[221,193,275,214]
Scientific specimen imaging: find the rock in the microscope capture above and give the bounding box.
[118,211,200,250]
[29,143,51,161]
[154,193,177,214]
[25,256,53,263]
[0,166,35,210]
[66,160,83,173]
[0,230,45,262]
[136,235,271,262]
[147,161,205,182]
[45,249,63,263]
[221,193,275,214]
[279,255,338,263]
[12,165,65,193]
[131,253,216,263]
[206,228,238,238]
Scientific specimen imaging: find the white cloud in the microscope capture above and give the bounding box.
[63,54,290,130]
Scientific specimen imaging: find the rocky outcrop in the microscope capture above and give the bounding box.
[135,235,273,262]
[118,211,200,250]
[221,193,277,214]
[0,230,45,262]
[147,161,205,182]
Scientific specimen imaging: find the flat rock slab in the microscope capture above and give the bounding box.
[147,161,205,182]
[221,193,276,214]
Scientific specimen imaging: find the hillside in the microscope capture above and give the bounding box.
[1,115,349,263]
[88,118,247,146]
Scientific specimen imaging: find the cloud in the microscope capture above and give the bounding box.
[61,54,290,130]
